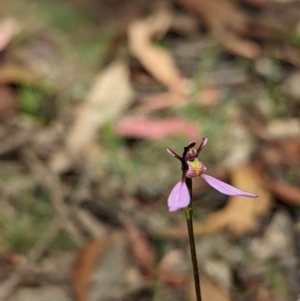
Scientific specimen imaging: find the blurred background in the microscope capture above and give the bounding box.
[0,0,300,300]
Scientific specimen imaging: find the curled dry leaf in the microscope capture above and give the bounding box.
[72,237,112,301]
[49,60,134,173]
[119,214,155,278]
[115,116,201,141]
[200,164,272,235]
[128,8,182,87]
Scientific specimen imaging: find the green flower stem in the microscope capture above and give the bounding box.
[184,178,202,301]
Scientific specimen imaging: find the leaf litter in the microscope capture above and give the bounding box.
[0,0,300,301]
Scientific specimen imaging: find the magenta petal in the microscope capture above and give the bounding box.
[168,181,190,212]
[201,174,258,198]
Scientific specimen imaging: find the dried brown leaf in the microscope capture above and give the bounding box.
[119,214,155,278]
[200,164,272,235]
[50,60,133,173]
[72,237,112,301]
[128,8,182,87]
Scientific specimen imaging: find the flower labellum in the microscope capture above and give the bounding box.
[166,137,258,212]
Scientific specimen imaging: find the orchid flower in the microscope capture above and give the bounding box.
[166,137,258,212]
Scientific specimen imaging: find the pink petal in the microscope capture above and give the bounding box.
[201,174,258,198]
[168,181,190,212]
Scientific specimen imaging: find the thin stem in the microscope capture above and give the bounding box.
[184,178,202,301]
